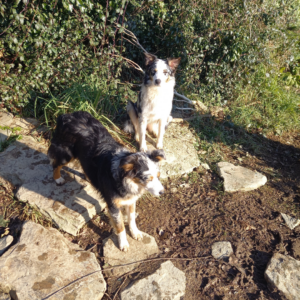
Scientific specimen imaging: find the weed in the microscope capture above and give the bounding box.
[0,125,22,152]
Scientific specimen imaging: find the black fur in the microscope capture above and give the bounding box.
[48,111,161,208]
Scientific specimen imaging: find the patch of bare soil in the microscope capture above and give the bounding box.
[1,130,300,300]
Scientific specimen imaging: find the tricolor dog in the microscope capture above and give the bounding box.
[48,111,165,251]
[124,53,181,151]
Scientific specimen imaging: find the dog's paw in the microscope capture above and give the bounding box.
[55,177,65,185]
[131,229,143,241]
[119,239,130,252]
[118,231,130,252]
[156,142,163,150]
[140,145,148,152]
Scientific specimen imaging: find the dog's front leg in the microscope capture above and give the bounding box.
[108,206,129,251]
[139,118,148,152]
[156,118,167,149]
[126,203,143,241]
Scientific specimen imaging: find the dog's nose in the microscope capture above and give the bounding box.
[159,190,164,195]
[155,79,161,85]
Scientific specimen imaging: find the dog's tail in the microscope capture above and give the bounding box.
[123,100,138,134]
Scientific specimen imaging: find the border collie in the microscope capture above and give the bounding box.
[124,53,181,151]
[48,111,165,251]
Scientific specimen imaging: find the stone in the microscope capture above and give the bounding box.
[211,241,233,260]
[0,293,10,300]
[0,127,12,143]
[264,253,300,300]
[0,221,106,300]
[201,162,210,170]
[120,260,186,300]
[0,135,107,235]
[216,162,267,192]
[103,231,159,276]
[0,235,13,256]
[0,111,14,127]
[146,122,200,178]
[281,213,300,230]
[292,239,300,259]
[0,110,40,136]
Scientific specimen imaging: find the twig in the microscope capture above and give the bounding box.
[42,256,211,299]
[174,106,196,111]
[174,98,195,105]
[110,54,144,73]
[113,276,127,300]
[105,293,113,300]
[174,90,196,105]
[171,115,211,123]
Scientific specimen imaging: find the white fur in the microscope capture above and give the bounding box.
[126,205,143,241]
[55,177,65,185]
[138,59,175,151]
[117,230,129,252]
[143,159,164,196]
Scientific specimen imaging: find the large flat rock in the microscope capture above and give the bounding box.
[103,232,159,276]
[0,221,106,300]
[0,135,106,235]
[147,122,200,178]
[264,253,300,300]
[121,260,186,300]
[216,162,267,192]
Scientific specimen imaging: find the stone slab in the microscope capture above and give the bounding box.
[265,253,300,300]
[216,162,267,192]
[0,235,13,256]
[0,135,107,235]
[121,260,186,300]
[211,241,233,260]
[0,293,10,300]
[147,122,200,178]
[0,111,14,127]
[281,213,300,230]
[0,221,106,300]
[103,231,159,276]
[0,110,40,134]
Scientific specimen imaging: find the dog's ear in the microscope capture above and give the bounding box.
[119,154,137,176]
[145,53,157,66]
[147,149,166,163]
[167,57,181,72]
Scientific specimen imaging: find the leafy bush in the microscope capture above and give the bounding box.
[0,0,133,112]
[0,0,299,134]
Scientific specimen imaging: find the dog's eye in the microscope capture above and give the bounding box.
[151,70,156,76]
[163,70,168,76]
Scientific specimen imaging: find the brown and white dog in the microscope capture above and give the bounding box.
[124,53,181,151]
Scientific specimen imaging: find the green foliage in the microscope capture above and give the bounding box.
[231,64,300,134]
[0,125,22,152]
[0,0,130,112]
[0,0,299,136]
[36,73,136,127]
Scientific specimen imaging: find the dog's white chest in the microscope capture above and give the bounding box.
[140,85,174,121]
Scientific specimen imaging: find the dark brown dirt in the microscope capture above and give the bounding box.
[1,130,300,300]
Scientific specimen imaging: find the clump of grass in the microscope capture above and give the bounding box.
[230,64,300,135]
[33,74,138,147]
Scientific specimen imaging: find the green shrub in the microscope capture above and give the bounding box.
[0,0,299,135]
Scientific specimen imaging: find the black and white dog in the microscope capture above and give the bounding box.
[124,53,181,151]
[48,111,165,251]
